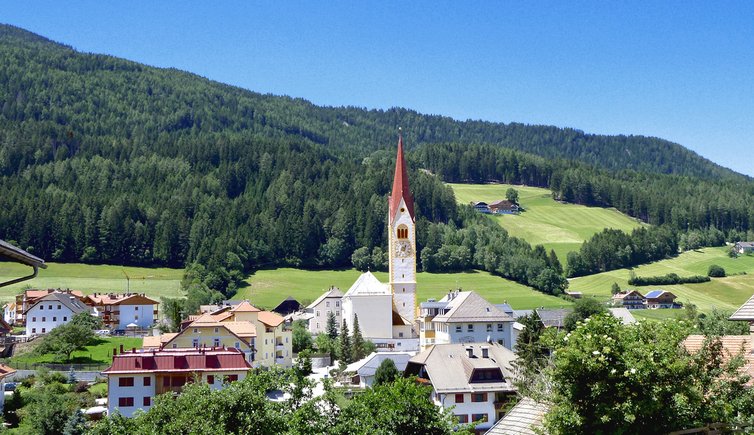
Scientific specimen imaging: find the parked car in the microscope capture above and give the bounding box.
[95,329,111,336]
[4,382,17,392]
[112,329,126,336]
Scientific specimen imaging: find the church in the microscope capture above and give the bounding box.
[318,134,420,351]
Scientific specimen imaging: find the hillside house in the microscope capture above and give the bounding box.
[419,291,516,351]
[471,201,491,214]
[24,292,92,336]
[14,289,84,326]
[85,293,158,330]
[736,242,754,254]
[405,343,517,431]
[304,287,343,335]
[103,347,251,417]
[644,290,679,309]
[612,290,646,310]
[488,200,519,215]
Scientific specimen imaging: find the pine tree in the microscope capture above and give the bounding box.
[352,314,366,362]
[339,319,352,364]
[374,358,400,385]
[326,311,338,340]
[63,410,87,435]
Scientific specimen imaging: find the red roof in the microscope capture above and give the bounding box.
[103,348,251,374]
[389,134,414,223]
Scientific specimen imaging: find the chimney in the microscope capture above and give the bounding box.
[481,346,489,358]
[466,346,474,358]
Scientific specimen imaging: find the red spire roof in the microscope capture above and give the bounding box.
[389,133,414,223]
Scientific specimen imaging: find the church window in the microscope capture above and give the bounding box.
[397,225,409,239]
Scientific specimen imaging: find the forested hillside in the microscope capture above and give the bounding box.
[0,24,751,287]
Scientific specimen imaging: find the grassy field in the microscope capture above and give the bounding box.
[233,268,571,311]
[569,247,754,311]
[10,336,143,365]
[0,262,183,304]
[449,183,645,263]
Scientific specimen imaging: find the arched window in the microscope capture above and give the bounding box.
[397,225,409,239]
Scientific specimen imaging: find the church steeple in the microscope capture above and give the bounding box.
[389,132,414,223]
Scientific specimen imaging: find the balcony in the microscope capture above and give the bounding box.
[275,342,285,350]
[275,356,286,364]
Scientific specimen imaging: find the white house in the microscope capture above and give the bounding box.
[405,342,518,431]
[103,347,251,417]
[24,292,91,335]
[419,291,516,351]
[84,293,158,330]
[344,351,413,388]
[3,303,15,326]
[304,287,343,335]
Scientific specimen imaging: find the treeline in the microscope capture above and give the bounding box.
[628,273,709,286]
[566,227,678,277]
[416,142,754,237]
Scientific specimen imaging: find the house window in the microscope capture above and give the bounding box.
[227,374,238,382]
[326,302,330,307]
[336,311,340,317]
[455,393,464,403]
[336,301,340,307]
[399,332,404,337]
[143,377,151,386]
[467,324,474,332]
[172,344,177,349]
[213,338,221,347]
[207,375,215,384]
[40,306,43,310]
[486,324,492,332]
[456,414,469,424]
[316,311,320,317]
[118,397,134,407]
[31,328,36,333]
[63,317,67,321]
[471,393,487,402]
[214,327,219,333]
[235,342,240,349]
[41,328,46,333]
[135,306,139,310]
[143,397,151,407]
[53,317,57,322]
[192,338,199,347]
[193,328,198,333]
[497,323,503,332]
[119,377,135,387]
[42,317,46,322]
[135,315,139,320]
[472,413,487,422]
[455,325,462,333]
[57,305,61,310]
[48,305,52,310]
[32,317,36,322]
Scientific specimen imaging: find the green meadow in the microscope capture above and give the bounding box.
[233,268,571,311]
[568,247,754,311]
[448,183,645,264]
[0,262,183,304]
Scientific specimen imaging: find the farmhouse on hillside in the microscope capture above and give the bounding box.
[644,290,679,309]
[488,199,520,214]
[471,201,491,213]
[612,290,646,310]
[736,241,754,254]
[85,293,158,330]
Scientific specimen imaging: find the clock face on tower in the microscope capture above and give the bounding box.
[395,240,412,258]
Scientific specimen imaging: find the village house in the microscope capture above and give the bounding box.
[644,290,679,309]
[612,290,646,310]
[344,352,413,388]
[488,199,520,215]
[2,302,16,326]
[85,293,158,330]
[405,343,518,431]
[419,291,517,351]
[14,289,84,326]
[736,242,754,255]
[103,346,251,417]
[24,291,92,336]
[471,201,491,214]
[304,287,343,335]
[272,296,300,316]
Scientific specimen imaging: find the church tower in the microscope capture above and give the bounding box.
[389,133,417,327]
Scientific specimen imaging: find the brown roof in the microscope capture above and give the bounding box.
[143,333,178,349]
[257,311,285,327]
[683,335,754,385]
[86,293,158,306]
[389,134,414,223]
[0,364,17,380]
[222,321,257,338]
[103,348,251,374]
[231,301,261,313]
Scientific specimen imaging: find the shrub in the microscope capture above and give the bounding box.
[708,264,726,277]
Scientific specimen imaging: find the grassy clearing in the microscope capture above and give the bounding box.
[10,336,142,365]
[569,247,754,311]
[233,268,570,311]
[632,309,685,321]
[449,183,645,263]
[0,262,183,304]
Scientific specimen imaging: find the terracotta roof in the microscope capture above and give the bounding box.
[103,348,251,374]
[389,134,414,223]
[257,311,285,327]
[485,397,549,435]
[730,294,754,321]
[25,292,90,315]
[0,364,17,379]
[86,293,158,306]
[143,333,178,349]
[230,301,261,313]
[222,321,257,338]
[683,335,754,385]
[23,289,84,300]
[0,239,46,269]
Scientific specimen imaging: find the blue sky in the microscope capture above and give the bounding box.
[3,1,753,175]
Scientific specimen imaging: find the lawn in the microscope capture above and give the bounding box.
[569,247,754,312]
[10,336,143,365]
[0,262,183,304]
[449,183,645,264]
[233,268,571,311]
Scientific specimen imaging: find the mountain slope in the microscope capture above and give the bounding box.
[0,24,742,180]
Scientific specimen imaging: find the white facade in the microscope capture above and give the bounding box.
[389,197,417,326]
[306,290,343,335]
[436,391,500,429]
[433,321,514,350]
[25,299,82,335]
[343,291,393,340]
[117,304,154,329]
[3,304,15,325]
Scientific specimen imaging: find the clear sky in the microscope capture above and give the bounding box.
[3,1,753,175]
